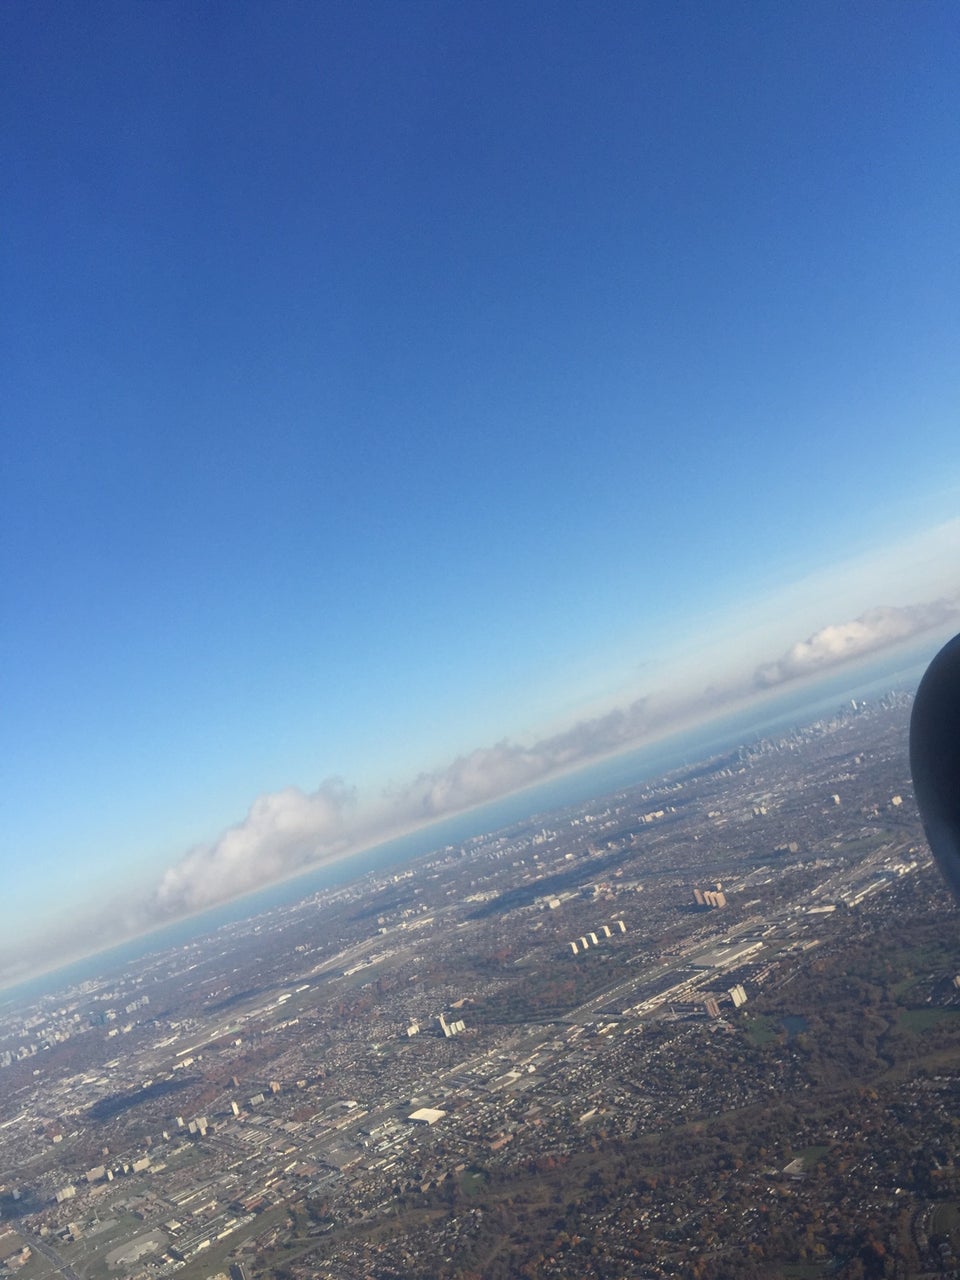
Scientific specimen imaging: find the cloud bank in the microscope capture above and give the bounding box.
[149,595,958,922]
[4,588,948,987]
[754,599,958,689]
[5,572,958,997]
[149,699,663,919]
[390,697,655,821]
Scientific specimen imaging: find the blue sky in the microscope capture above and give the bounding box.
[2,1,959,982]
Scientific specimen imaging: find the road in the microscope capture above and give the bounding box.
[18,1229,83,1280]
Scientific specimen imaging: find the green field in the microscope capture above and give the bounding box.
[459,1168,489,1196]
[744,1015,778,1047]
[898,1006,960,1033]
[798,1144,830,1169]
[930,1201,960,1244]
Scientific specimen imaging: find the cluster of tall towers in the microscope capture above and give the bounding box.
[568,919,627,955]
[693,885,727,908]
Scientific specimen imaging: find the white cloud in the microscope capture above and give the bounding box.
[153,779,354,916]
[754,599,959,688]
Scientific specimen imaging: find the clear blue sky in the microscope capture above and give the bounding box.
[2,1,959,980]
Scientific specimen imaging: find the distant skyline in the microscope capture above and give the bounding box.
[2,2,959,987]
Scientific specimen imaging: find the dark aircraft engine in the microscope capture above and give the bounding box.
[910,632,960,905]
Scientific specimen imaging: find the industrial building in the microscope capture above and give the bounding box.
[408,1107,446,1126]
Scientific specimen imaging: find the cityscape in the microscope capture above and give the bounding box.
[5,5,960,1278]
[3,687,960,1279]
